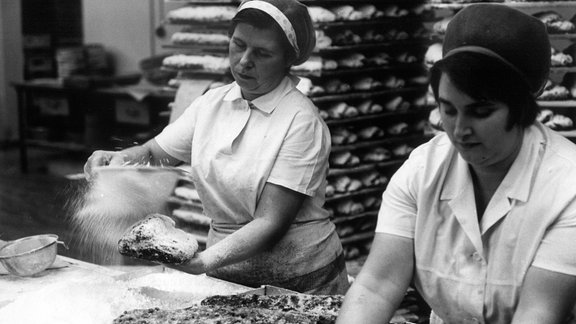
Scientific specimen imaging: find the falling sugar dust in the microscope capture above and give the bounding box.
[67,165,187,264]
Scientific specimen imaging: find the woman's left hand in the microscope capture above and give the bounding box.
[168,252,209,275]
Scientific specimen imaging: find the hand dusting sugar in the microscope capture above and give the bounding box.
[68,166,184,265]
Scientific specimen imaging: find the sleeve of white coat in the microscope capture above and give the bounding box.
[154,96,203,163]
[532,201,576,276]
[375,148,423,239]
[267,110,330,197]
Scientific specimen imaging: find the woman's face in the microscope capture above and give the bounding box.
[438,73,524,171]
[229,22,289,101]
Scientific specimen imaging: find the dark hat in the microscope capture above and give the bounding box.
[237,0,316,66]
[442,4,551,96]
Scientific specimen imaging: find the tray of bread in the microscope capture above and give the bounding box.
[113,284,426,324]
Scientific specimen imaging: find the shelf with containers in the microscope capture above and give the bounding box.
[159,0,435,260]
[427,1,576,142]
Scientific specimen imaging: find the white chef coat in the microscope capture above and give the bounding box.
[376,122,576,323]
[155,76,347,293]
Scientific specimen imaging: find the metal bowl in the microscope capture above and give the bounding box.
[0,234,63,277]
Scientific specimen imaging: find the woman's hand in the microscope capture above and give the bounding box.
[83,139,181,181]
[83,150,127,181]
[168,252,209,275]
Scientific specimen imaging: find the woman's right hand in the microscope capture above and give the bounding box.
[83,150,126,181]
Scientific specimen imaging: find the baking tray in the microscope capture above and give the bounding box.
[242,285,301,296]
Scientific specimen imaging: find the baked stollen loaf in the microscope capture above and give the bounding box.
[118,213,199,264]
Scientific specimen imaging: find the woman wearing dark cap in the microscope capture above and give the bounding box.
[84,0,349,294]
[337,4,576,323]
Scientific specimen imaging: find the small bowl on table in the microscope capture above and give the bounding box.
[0,234,64,277]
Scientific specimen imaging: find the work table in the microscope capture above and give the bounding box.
[0,255,253,324]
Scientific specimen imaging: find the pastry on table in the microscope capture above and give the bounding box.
[315,30,332,50]
[118,213,199,264]
[330,151,360,167]
[163,54,230,72]
[331,5,363,21]
[361,195,382,210]
[359,171,389,187]
[396,52,418,63]
[331,175,363,193]
[544,114,574,130]
[385,29,410,41]
[360,147,392,162]
[387,122,409,135]
[337,53,366,69]
[166,6,237,24]
[384,96,410,112]
[327,102,359,119]
[538,80,571,101]
[533,11,576,34]
[353,77,383,91]
[348,179,363,192]
[536,109,554,124]
[412,119,429,133]
[551,47,573,67]
[336,199,365,215]
[324,78,351,93]
[408,75,429,86]
[357,126,385,140]
[171,32,229,46]
[292,59,337,72]
[411,4,431,16]
[382,75,405,89]
[333,175,351,193]
[325,184,335,197]
[357,99,384,115]
[382,5,408,17]
[337,224,356,238]
[357,4,380,20]
[362,29,385,43]
[308,6,337,23]
[365,52,391,66]
[331,128,358,145]
[332,29,362,46]
[392,143,414,157]
[412,93,436,108]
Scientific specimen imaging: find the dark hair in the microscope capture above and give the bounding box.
[228,9,297,67]
[429,53,540,129]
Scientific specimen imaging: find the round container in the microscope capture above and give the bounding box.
[0,234,62,277]
[92,166,188,202]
